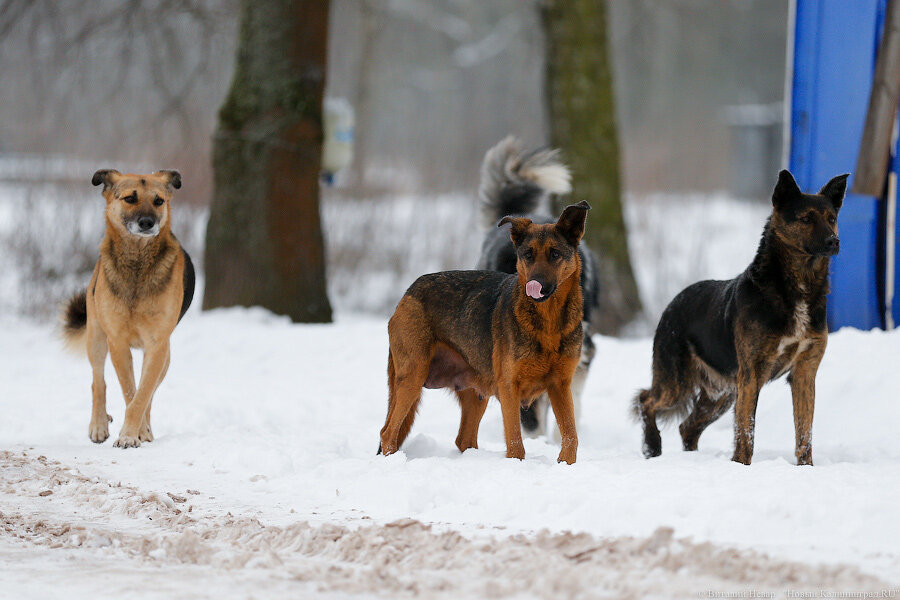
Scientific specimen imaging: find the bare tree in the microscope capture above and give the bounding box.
[543,0,642,333]
[0,0,237,203]
[202,0,333,323]
[345,0,381,192]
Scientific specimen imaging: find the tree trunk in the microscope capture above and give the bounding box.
[348,0,380,194]
[543,0,642,334]
[203,0,333,323]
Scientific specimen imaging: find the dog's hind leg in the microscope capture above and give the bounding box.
[636,389,661,458]
[679,390,734,451]
[380,385,421,455]
[636,388,663,458]
[455,389,488,452]
[379,351,427,456]
[394,393,422,450]
[377,351,395,454]
[381,299,434,455]
[520,397,548,439]
[87,321,111,443]
[637,367,697,458]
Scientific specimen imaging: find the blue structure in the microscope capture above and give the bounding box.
[788,0,890,330]
[891,138,900,327]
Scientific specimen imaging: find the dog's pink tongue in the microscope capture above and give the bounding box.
[525,280,543,299]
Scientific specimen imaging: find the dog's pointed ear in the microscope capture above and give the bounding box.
[157,169,182,190]
[498,216,532,247]
[773,169,801,210]
[91,169,121,190]
[819,173,849,210]
[555,200,591,246]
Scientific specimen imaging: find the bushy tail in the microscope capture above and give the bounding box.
[631,387,693,425]
[61,290,88,354]
[631,389,650,422]
[479,135,572,227]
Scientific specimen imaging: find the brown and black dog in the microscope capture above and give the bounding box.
[62,169,194,448]
[635,169,847,465]
[378,201,590,464]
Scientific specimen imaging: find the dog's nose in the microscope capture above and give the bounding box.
[825,236,839,252]
[138,217,155,231]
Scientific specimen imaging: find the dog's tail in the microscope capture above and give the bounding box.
[61,290,88,354]
[479,135,572,227]
[631,389,650,422]
[631,388,692,425]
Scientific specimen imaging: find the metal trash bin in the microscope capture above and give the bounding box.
[721,103,783,201]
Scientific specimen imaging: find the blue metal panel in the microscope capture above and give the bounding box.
[789,0,883,330]
[830,196,881,329]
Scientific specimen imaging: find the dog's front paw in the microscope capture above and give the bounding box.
[795,444,813,466]
[88,419,110,444]
[796,454,813,466]
[557,439,577,464]
[557,451,576,465]
[113,433,141,448]
[455,436,478,453]
[139,422,154,443]
[731,451,751,465]
[505,443,525,460]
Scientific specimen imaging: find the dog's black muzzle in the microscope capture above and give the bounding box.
[813,235,839,256]
[138,216,156,232]
[125,213,160,237]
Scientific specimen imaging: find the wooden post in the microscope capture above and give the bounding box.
[853,0,900,197]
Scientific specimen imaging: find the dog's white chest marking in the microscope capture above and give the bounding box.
[777,301,811,362]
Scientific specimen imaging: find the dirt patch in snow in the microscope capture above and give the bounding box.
[0,451,891,599]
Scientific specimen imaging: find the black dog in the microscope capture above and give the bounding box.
[477,136,600,440]
[635,169,847,465]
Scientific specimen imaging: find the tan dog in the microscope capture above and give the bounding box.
[62,169,194,448]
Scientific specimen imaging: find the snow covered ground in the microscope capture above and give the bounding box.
[1,308,899,598]
[1,186,898,597]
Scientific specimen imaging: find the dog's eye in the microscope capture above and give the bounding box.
[800,215,812,224]
[153,196,165,207]
[124,194,137,204]
[828,215,836,225]
[523,249,534,261]
[549,248,561,261]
